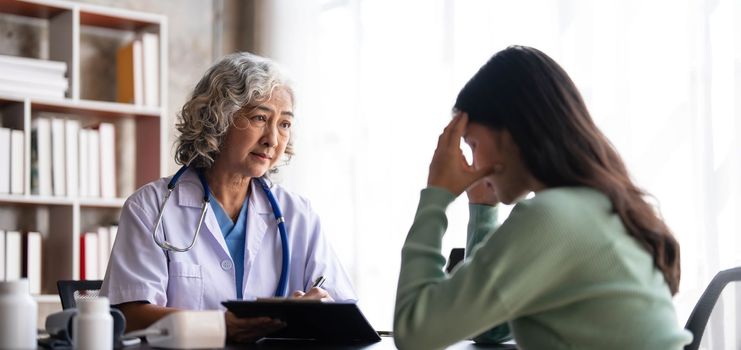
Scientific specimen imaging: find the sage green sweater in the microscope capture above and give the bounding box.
[394,186,692,350]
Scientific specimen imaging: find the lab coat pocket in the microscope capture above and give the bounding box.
[167,261,203,309]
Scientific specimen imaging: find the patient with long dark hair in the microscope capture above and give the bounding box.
[393,45,692,349]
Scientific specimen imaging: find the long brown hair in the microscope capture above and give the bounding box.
[454,45,681,294]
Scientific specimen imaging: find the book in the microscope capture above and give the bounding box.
[0,230,5,280]
[65,119,80,197]
[88,129,100,197]
[109,225,118,252]
[10,129,24,194]
[0,66,67,88]
[0,54,67,75]
[140,33,160,107]
[5,230,21,280]
[98,123,116,198]
[31,118,52,196]
[51,118,66,197]
[116,120,135,196]
[78,129,89,197]
[23,232,42,294]
[0,81,66,100]
[116,39,143,105]
[0,74,68,90]
[0,128,9,194]
[97,226,109,278]
[80,232,98,280]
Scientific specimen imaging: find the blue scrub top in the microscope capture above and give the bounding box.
[210,194,248,299]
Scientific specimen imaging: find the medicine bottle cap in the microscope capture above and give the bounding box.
[78,297,110,314]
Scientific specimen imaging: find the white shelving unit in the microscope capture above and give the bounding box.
[0,0,168,326]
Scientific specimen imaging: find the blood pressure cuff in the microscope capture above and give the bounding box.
[39,308,126,349]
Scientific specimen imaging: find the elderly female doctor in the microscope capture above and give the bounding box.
[100,52,356,342]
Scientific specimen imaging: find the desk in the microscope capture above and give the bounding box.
[128,337,517,349]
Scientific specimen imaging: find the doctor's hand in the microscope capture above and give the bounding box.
[225,311,285,343]
[428,113,493,196]
[292,287,334,302]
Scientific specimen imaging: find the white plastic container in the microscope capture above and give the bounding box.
[0,279,38,349]
[73,297,113,350]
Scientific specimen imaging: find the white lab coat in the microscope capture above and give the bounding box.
[100,168,357,310]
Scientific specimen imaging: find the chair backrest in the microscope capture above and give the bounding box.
[57,280,104,310]
[446,248,465,273]
[684,267,741,350]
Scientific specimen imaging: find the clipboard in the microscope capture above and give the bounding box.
[221,299,382,343]
[221,298,381,344]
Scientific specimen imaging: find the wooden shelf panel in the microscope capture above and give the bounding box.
[0,195,126,207]
[79,7,162,30]
[0,94,160,118]
[0,0,164,30]
[78,197,126,208]
[31,98,161,119]
[0,95,24,103]
[0,0,70,19]
[0,194,73,206]
[0,97,22,108]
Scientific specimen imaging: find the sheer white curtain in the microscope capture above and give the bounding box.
[254,0,740,345]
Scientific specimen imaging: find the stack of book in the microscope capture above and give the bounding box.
[0,55,68,99]
[31,116,117,198]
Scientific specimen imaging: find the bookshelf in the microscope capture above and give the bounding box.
[0,0,167,326]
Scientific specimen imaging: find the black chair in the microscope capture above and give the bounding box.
[684,267,741,350]
[56,280,104,310]
[446,248,465,273]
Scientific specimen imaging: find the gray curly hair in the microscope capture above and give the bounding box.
[175,52,295,169]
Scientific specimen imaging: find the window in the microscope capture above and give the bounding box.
[258,1,741,340]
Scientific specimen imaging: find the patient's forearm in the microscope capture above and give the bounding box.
[117,302,179,332]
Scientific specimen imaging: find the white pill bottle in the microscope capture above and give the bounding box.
[0,279,38,349]
[73,297,113,350]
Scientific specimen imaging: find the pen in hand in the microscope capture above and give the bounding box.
[311,276,326,289]
[293,276,332,301]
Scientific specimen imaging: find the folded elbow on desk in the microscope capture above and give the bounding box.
[393,329,439,350]
[393,311,434,350]
[392,328,416,350]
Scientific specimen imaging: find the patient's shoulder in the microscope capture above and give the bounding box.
[505,187,617,243]
[518,186,611,217]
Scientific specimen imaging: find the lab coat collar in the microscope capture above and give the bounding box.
[243,179,273,283]
[173,169,275,273]
[248,178,274,215]
[175,168,207,208]
[175,170,273,215]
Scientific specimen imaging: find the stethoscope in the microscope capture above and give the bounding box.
[152,164,290,297]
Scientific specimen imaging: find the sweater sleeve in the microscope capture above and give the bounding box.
[394,187,581,350]
[465,203,498,256]
[465,203,512,344]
